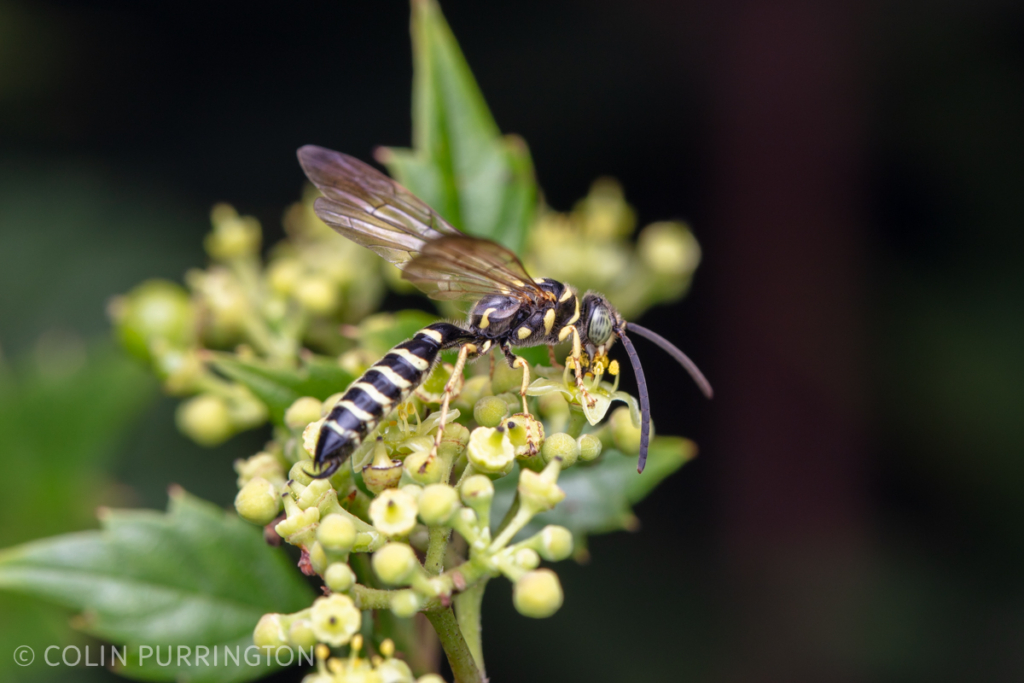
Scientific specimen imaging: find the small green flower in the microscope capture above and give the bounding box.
[324,562,355,592]
[369,488,419,537]
[285,396,324,430]
[503,413,545,458]
[373,543,419,586]
[518,461,566,512]
[363,440,404,494]
[577,433,603,462]
[390,589,422,618]
[309,594,361,647]
[317,514,357,553]
[537,525,573,562]
[205,203,261,260]
[541,432,579,467]
[288,618,318,649]
[234,477,281,526]
[253,613,288,649]
[403,450,442,485]
[473,395,509,428]
[466,426,515,474]
[176,394,233,446]
[418,484,461,526]
[513,569,564,619]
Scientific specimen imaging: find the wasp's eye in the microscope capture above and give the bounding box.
[588,305,614,345]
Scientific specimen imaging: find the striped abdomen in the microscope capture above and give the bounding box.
[313,322,467,476]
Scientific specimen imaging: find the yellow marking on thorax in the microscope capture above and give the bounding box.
[392,348,430,372]
[479,307,496,330]
[534,277,548,285]
[558,287,573,302]
[419,328,443,343]
[374,364,413,390]
[566,295,580,326]
[510,278,525,287]
[558,324,573,342]
[543,308,556,335]
[517,326,532,340]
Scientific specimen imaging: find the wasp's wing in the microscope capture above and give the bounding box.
[403,235,546,301]
[298,145,460,267]
[298,145,546,303]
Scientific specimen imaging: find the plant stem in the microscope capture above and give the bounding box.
[454,578,488,674]
[566,406,588,438]
[425,607,483,683]
[424,526,451,575]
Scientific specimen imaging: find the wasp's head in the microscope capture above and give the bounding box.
[579,292,625,358]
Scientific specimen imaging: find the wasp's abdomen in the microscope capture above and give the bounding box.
[314,322,466,470]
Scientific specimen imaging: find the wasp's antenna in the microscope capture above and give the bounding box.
[624,322,713,399]
[616,328,652,473]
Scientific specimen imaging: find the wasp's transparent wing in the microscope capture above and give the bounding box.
[298,145,546,303]
[403,235,546,301]
[298,145,460,267]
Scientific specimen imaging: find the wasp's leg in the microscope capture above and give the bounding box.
[512,356,531,413]
[432,342,477,456]
[547,345,564,369]
[564,325,597,409]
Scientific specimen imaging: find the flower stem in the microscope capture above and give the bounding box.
[566,406,588,438]
[425,607,483,683]
[454,578,488,674]
[424,526,451,575]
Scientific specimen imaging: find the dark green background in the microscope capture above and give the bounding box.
[1,1,1022,681]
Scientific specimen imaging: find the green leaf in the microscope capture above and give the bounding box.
[211,353,354,426]
[493,437,696,544]
[0,489,315,683]
[380,0,537,255]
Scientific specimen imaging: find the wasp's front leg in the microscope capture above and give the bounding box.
[560,325,597,409]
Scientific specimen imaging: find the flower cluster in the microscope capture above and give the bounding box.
[111,173,691,682]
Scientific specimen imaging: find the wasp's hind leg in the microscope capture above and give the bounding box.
[547,345,564,369]
[499,343,531,414]
[431,342,478,458]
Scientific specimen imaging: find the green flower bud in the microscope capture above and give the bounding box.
[110,279,193,362]
[308,541,328,575]
[369,488,419,537]
[577,433,603,462]
[234,477,281,526]
[372,543,419,586]
[253,613,288,649]
[288,461,315,487]
[637,220,700,278]
[473,396,509,428]
[491,359,525,395]
[541,432,579,467]
[466,426,515,474]
[438,421,470,460]
[285,397,324,430]
[275,505,320,544]
[295,478,332,510]
[377,658,415,683]
[418,484,461,526]
[287,618,318,649]
[267,257,303,296]
[295,276,338,314]
[609,406,642,455]
[317,514,357,552]
[538,525,573,561]
[403,450,442,485]
[301,419,325,459]
[236,452,285,488]
[205,205,262,260]
[518,463,565,512]
[176,394,233,446]
[456,375,492,411]
[513,569,564,619]
[513,547,541,570]
[309,594,361,646]
[155,345,203,395]
[503,413,545,458]
[324,562,356,592]
[390,589,421,618]
[460,474,494,509]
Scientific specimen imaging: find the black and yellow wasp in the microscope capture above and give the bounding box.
[297,145,711,477]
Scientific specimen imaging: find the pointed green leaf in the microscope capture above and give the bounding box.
[380,0,537,255]
[0,489,315,682]
[210,353,354,425]
[493,437,696,544]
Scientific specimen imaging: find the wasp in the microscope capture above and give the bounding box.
[297,145,711,477]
